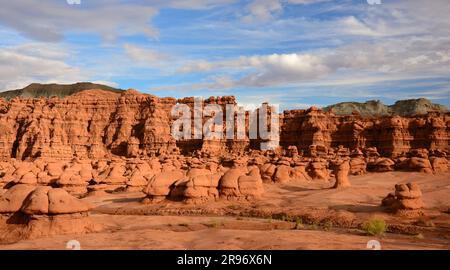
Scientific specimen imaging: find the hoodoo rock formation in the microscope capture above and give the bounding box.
[332,159,351,188]
[0,184,98,243]
[0,88,448,205]
[0,89,448,162]
[382,182,424,214]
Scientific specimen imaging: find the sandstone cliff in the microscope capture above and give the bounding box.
[0,88,449,161]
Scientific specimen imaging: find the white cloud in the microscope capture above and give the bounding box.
[175,36,450,89]
[0,0,159,42]
[241,0,330,23]
[0,0,240,42]
[162,0,237,9]
[0,43,85,90]
[123,44,169,67]
[91,80,120,88]
[241,0,283,23]
[171,0,450,92]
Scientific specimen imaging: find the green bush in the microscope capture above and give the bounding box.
[295,217,304,229]
[362,217,387,236]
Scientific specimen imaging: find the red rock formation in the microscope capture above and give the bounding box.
[332,159,351,188]
[382,182,424,213]
[0,184,98,243]
[0,90,178,160]
[280,108,449,159]
[0,89,449,161]
[0,89,449,202]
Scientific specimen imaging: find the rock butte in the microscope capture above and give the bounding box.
[0,89,448,204]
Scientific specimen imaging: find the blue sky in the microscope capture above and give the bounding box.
[0,0,449,109]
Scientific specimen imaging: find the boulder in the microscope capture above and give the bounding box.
[143,170,185,202]
[382,182,424,212]
[0,184,36,213]
[47,188,92,214]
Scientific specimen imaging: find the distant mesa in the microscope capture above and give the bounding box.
[0,82,123,100]
[323,99,448,117]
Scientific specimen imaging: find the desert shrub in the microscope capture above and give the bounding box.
[207,219,223,228]
[280,214,292,222]
[323,220,333,231]
[415,233,425,239]
[362,217,387,236]
[294,217,304,229]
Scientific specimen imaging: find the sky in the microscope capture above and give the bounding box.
[0,0,449,109]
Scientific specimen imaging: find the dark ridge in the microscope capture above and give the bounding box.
[322,98,448,117]
[0,82,123,100]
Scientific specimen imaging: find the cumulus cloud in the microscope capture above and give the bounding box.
[160,0,237,9]
[123,44,169,67]
[241,0,283,23]
[241,0,330,23]
[0,0,158,42]
[0,0,240,42]
[0,43,88,90]
[171,0,450,91]
[91,80,120,88]
[176,36,450,89]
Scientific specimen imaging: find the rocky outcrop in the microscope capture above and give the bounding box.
[280,109,449,159]
[0,82,122,100]
[0,89,449,161]
[0,89,177,160]
[219,165,264,200]
[349,149,366,175]
[382,182,424,213]
[332,159,351,188]
[0,88,449,207]
[0,184,97,243]
[323,98,447,117]
[0,184,92,215]
[142,170,185,203]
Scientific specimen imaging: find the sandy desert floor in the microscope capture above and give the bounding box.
[1,171,449,250]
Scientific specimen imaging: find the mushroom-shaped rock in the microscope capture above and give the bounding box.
[104,163,127,184]
[0,184,36,213]
[333,160,351,188]
[19,172,38,185]
[48,188,92,214]
[430,157,448,172]
[408,157,433,173]
[219,167,264,200]
[368,158,395,172]
[273,163,294,183]
[180,173,222,202]
[46,162,65,178]
[238,167,264,199]
[126,170,148,190]
[292,161,311,181]
[259,163,276,182]
[143,171,185,202]
[20,186,52,215]
[308,159,329,180]
[349,157,366,175]
[219,168,247,198]
[382,182,424,212]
